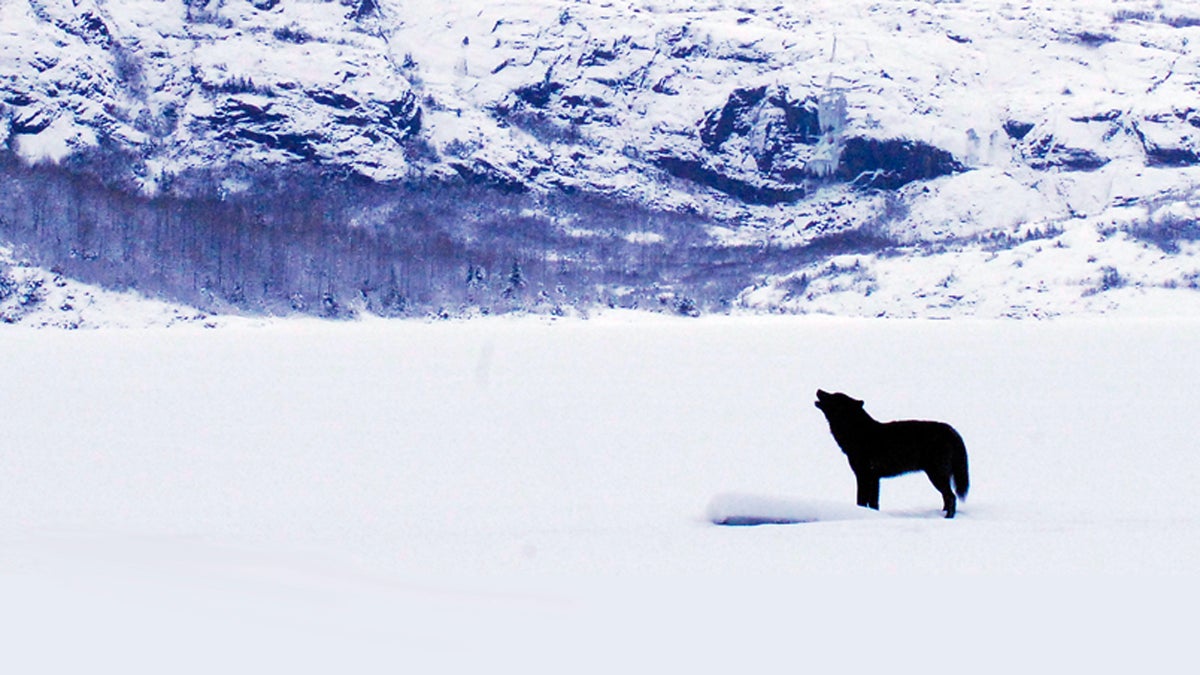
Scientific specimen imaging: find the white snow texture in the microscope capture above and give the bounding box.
[1,317,1197,672]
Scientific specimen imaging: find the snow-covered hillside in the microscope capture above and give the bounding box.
[1,245,243,327]
[2,0,1199,320]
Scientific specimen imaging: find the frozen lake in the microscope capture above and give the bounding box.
[1,315,1195,672]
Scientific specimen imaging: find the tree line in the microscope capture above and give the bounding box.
[0,152,735,318]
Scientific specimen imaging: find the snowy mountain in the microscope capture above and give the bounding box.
[2,0,1199,322]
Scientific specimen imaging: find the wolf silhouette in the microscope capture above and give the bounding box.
[814,390,969,518]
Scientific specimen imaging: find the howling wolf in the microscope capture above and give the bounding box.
[814,390,969,518]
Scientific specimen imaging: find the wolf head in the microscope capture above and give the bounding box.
[814,389,864,415]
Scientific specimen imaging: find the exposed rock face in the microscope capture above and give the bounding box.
[653,155,805,205]
[699,85,823,171]
[1136,109,1200,167]
[835,138,963,190]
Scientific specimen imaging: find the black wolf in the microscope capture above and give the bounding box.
[814,390,969,518]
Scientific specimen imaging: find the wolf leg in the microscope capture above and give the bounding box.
[926,470,956,518]
[856,474,880,510]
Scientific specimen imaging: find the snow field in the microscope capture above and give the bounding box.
[1,315,1197,671]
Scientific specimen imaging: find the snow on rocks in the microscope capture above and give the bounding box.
[2,0,1200,318]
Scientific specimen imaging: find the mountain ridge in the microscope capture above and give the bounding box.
[2,0,1199,323]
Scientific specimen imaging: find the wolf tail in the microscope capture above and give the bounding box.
[951,432,970,501]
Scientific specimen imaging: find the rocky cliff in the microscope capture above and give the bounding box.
[2,0,1199,320]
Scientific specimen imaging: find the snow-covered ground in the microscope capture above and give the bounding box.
[1,316,1195,671]
[740,220,1200,318]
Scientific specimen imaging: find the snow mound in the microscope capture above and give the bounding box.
[706,493,888,526]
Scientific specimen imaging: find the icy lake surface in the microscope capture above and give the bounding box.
[1,316,1195,672]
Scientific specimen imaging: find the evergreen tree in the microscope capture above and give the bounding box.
[504,259,526,298]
